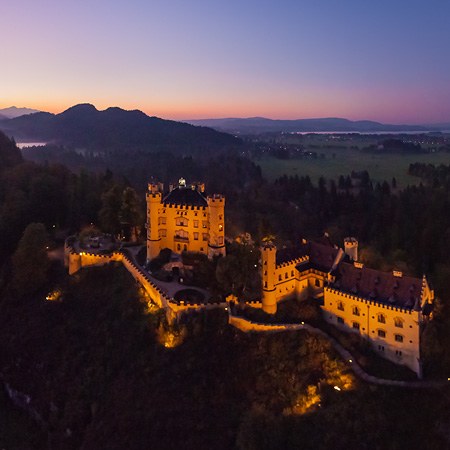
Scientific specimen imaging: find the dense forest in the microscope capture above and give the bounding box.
[1,130,450,448]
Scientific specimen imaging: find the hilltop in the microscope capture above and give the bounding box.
[0,104,243,155]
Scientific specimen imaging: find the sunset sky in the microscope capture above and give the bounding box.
[2,0,450,123]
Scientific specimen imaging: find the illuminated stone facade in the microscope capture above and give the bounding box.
[261,238,434,376]
[146,178,226,261]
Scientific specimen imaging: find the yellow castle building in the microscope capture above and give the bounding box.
[146,178,226,261]
[261,237,434,376]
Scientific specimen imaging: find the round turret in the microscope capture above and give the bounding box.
[261,243,277,314]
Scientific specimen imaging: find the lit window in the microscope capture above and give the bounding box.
[395,334,403,343]
[378,329,386,338]
[377,314,386,324]
[352,306,360,316]
[175,229,188,240]
[202,221,208,228]
[176,217,188,227]
[394,317,403,328]
[219,224,223,231]
[337,302,344,311]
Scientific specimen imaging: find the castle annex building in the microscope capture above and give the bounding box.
[146,178,226,261]
[261,238,434,376]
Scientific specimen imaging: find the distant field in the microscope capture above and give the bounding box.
[255,149,450,187]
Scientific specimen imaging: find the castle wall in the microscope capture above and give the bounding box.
[146,185,225,260]
[323,287,422,376]
[257,241,429,376]
[66,244,227,323]
[229,315,301,332]
[158,203,210,254]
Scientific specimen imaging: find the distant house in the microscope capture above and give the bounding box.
[260,237,434,377]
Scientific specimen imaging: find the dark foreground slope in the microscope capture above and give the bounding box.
[0,104,242,155]
[0,265,448,450]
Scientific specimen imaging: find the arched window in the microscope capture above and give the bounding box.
[377,313,386,324]
[352,306,360,316]
[394,317,404,328]
[337,302,344,311]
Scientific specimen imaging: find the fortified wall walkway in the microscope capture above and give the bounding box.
[65,239,447,389]
[228,314,448,389]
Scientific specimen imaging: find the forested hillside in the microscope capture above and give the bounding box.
[1,130,450,448]
[0,104,243,156]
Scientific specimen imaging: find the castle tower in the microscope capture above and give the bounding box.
[261,242,277,314]
[207,194,226,258]
[344,237,358,261]
[146,183,162,261]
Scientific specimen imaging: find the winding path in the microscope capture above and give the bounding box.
[228,313,448,389]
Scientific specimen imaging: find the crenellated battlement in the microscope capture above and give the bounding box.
[276,255,309,269]
[207,194,225,205]
[324,286,414,314]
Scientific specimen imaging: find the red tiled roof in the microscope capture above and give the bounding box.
[334,262,422,310]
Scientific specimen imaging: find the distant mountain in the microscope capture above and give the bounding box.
[0,106,40,119]
[425,122,450,130]
[0,104,242,154]
[184,117,438,135]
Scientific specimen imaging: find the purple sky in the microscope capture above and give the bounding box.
[1,0,449,123]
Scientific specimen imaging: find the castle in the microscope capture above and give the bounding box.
[260,236,434,376]
[66,178,434,378]
[146,178,226,261]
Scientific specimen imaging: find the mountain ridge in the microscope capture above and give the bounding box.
[183,117,439,134]
[0,104,243,155]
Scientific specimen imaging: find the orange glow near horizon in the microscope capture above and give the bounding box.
[1,79,448,125]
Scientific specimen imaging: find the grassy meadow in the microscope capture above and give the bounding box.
[256,148,450,187]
